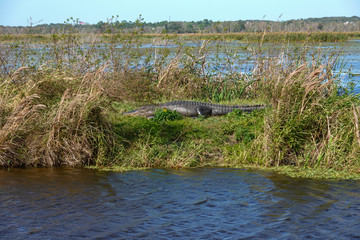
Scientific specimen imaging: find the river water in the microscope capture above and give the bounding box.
[1,167,360,239]
[1,40,360,239]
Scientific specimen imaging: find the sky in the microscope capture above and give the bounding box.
[0,0,359,26]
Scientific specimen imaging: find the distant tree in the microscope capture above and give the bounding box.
[234,21,246,32]
[164,22,183,33]
[186,23,195,33]
[318,23,324,31]
[96,21,105,31]
[1,16,360,34]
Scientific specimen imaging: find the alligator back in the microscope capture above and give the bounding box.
[162,101,266,116]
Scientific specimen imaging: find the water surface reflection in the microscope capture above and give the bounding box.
[1,168,359,239]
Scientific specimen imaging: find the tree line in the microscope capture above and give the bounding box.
[1,16,359,35]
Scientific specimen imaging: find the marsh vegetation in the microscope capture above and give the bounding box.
[1,21,359,178]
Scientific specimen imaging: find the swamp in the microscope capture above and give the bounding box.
[1,27,360,178]
[1,19,360,239]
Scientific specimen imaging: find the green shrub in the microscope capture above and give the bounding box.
[152,108,183,122]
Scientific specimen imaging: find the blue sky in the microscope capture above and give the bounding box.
[0,0,359,26]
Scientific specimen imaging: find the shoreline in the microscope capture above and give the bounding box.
[86,165,360,180]
[1,31,360,43]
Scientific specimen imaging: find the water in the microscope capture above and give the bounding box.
[1,168,360,239]
[3,40,360,93]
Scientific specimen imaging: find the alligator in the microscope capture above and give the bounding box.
[123,100,267,118]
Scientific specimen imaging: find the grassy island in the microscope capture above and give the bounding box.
[0,30,359,179]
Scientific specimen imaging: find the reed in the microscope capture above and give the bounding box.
[0,27,359,177]
[254,65,360,169]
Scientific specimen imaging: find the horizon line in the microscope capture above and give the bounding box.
[1,15,359,27]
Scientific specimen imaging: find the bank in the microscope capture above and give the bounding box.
[1,31,360,43]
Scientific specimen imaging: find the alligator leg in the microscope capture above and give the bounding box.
[196,106,212,117]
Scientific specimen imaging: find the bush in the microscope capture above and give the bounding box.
[152,108,183,122]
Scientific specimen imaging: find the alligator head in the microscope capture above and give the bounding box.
[122,105,157,118]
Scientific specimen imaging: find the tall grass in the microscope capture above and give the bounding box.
[0,66,112,167]
[253,65,360,169]
[0,25,359,173]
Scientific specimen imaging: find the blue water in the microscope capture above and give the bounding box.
[1,168,360,239]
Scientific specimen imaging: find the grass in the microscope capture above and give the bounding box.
[1,31,360,43]
[180,31,359,42]
[244,165,360,180]
[1,29,360,179]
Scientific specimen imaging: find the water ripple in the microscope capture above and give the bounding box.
[1,168,360,239]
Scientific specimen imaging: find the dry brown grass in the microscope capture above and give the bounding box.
[41,66,107,166]
[0,94,45,166]
[0,65,111,167]
[101,70,161,103]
